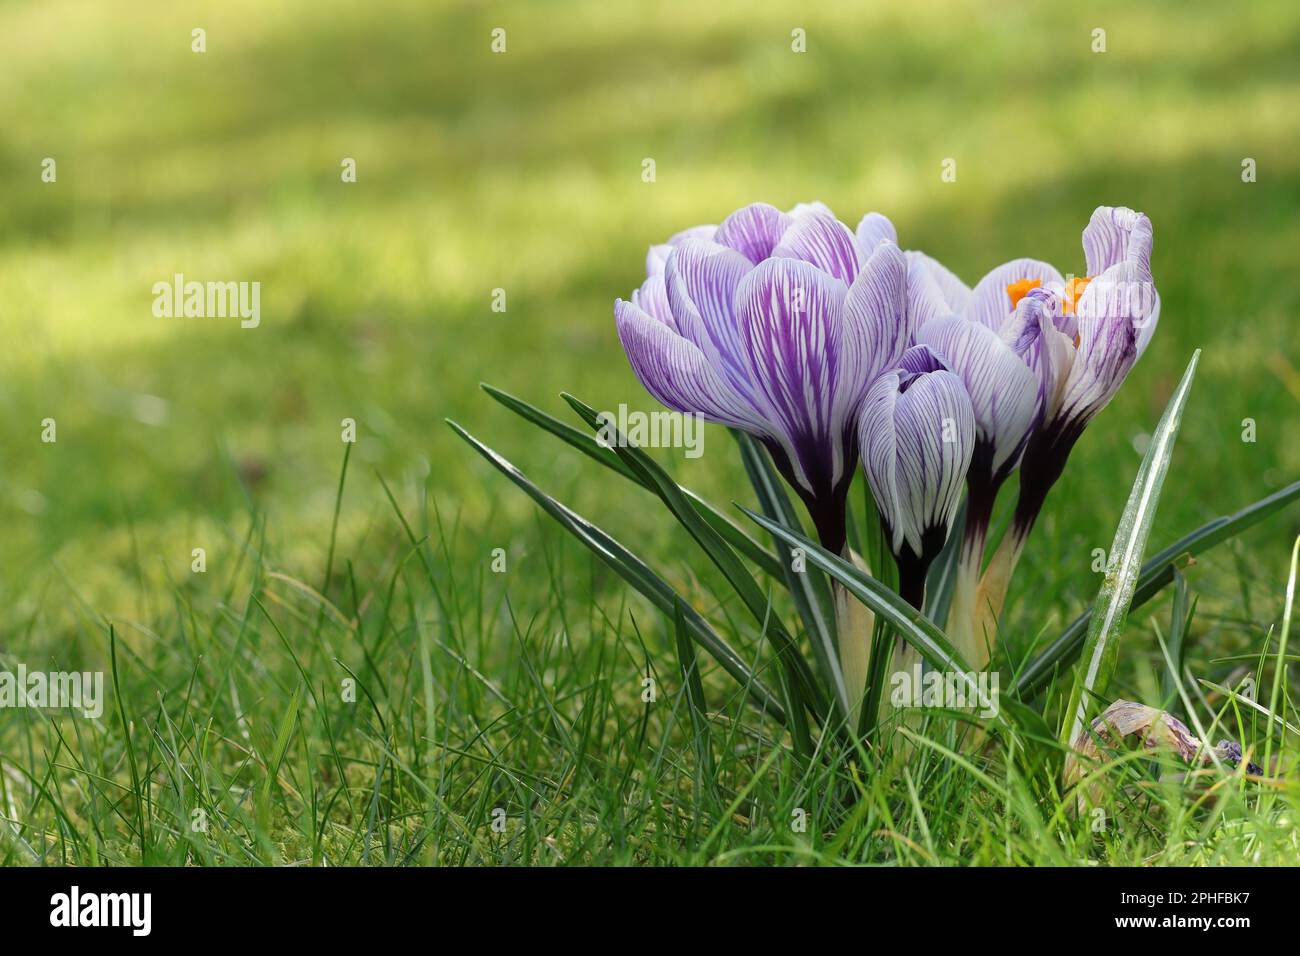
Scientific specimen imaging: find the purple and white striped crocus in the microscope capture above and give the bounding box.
[904,206,1160,665]
[854,213,1042,571]
[914,206,1159,553]
[1001,206,1160,535]
[859,346,975,609]
[971,208,1160,640]
[615,201,911,555]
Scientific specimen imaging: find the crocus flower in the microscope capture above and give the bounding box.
[961,208,1160,649]
[615,201,911,555]
[1004,206,1160,533]
[859,346,975,608]
[855,214,1042,560]
[946,208,1159,530]
[855,213,973,332]
[914,313,1041,542]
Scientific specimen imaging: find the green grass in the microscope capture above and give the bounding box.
[1,0,1299,865]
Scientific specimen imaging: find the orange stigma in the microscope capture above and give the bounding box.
[1063,275,1093,316]
[1005,278,1041,309]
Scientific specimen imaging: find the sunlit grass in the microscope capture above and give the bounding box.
[0,0,1297,865]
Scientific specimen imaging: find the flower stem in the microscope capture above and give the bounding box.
[971,526,1029,659]
[947,474,1001,669]
[833,549,875,726]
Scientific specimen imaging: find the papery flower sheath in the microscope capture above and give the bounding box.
[859,346,975,607]
[615,201,912,553]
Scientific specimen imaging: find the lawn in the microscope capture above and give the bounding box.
[1,0,1298,865]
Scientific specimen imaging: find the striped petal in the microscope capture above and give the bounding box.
[1136,289,1161,358]
[905,250,969,332]
[1056,260,1148,427]
[964,258,1065,331]
[646,224,717,278]
[773,210,864,284]
[908,251,971,315]
[898,343,948,375]
[664,239,756,394]
[855,212,899,255]
[861,371,904,549]
[788,200,835,218]
[916,315,1040,479]
[1082,206,1153,278]
[841,239,910,400]
[1011,207,1161,532]
[631,274,675,331]
[734,258,851,495]
[714,202,792,264]
[614,298,765,433]
[999,289,1075,421]
[861,368,974,559]
[1081,206,1159,359]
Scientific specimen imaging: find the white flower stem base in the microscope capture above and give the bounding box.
[833,550,875,726]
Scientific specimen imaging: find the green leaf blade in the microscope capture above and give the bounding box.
[558,393,827,724]
[1013,477,1300,697]
[1060,349,1200,747]
[733,430,850,721]
[447,418,788,723]
[481,383,785,578]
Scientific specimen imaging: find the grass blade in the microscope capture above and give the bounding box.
[733,430,850,721]
[741,507,1005,730]
[673,599,718,783]
[109,626,146,861]
[1160,565,1195,712]
[256,684,303,835]
[481,384,783,578]
[1060,350,1200,748]
[742,505,960,666]
[447,419,787,723]
[924,496,966,627]
[560,393,827,724]
[1013,480,1300,699]
[1263,536,1299,773]
[1198,679,1300,739]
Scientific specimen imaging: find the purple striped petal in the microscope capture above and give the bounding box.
[861,368,974,558]
[714,202,792,264]
[1136,289,1160,358]
[734,258,851,495]
[908,251,971,315]
[1055,260,1149,427]
[855,212,898,255]
[998,289,1075,420]
[898,343,948,376]
[861,371,904,549]
[856,213,971,331]
[664,239,756,394]
[614,298,765,432]
[1010,207,1160,532]
[964,258,1065,331]
[840,240,910,398]
[1082,206,1153,278]
[1081,205,1159,358]
[788,200,835,218]
[631,274,675,331]
[905,250,969,332]
[645,224,718,277]
[773,210,864,284]
[916,315,1040,479]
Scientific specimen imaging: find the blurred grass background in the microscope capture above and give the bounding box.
[2,0,1298,669]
